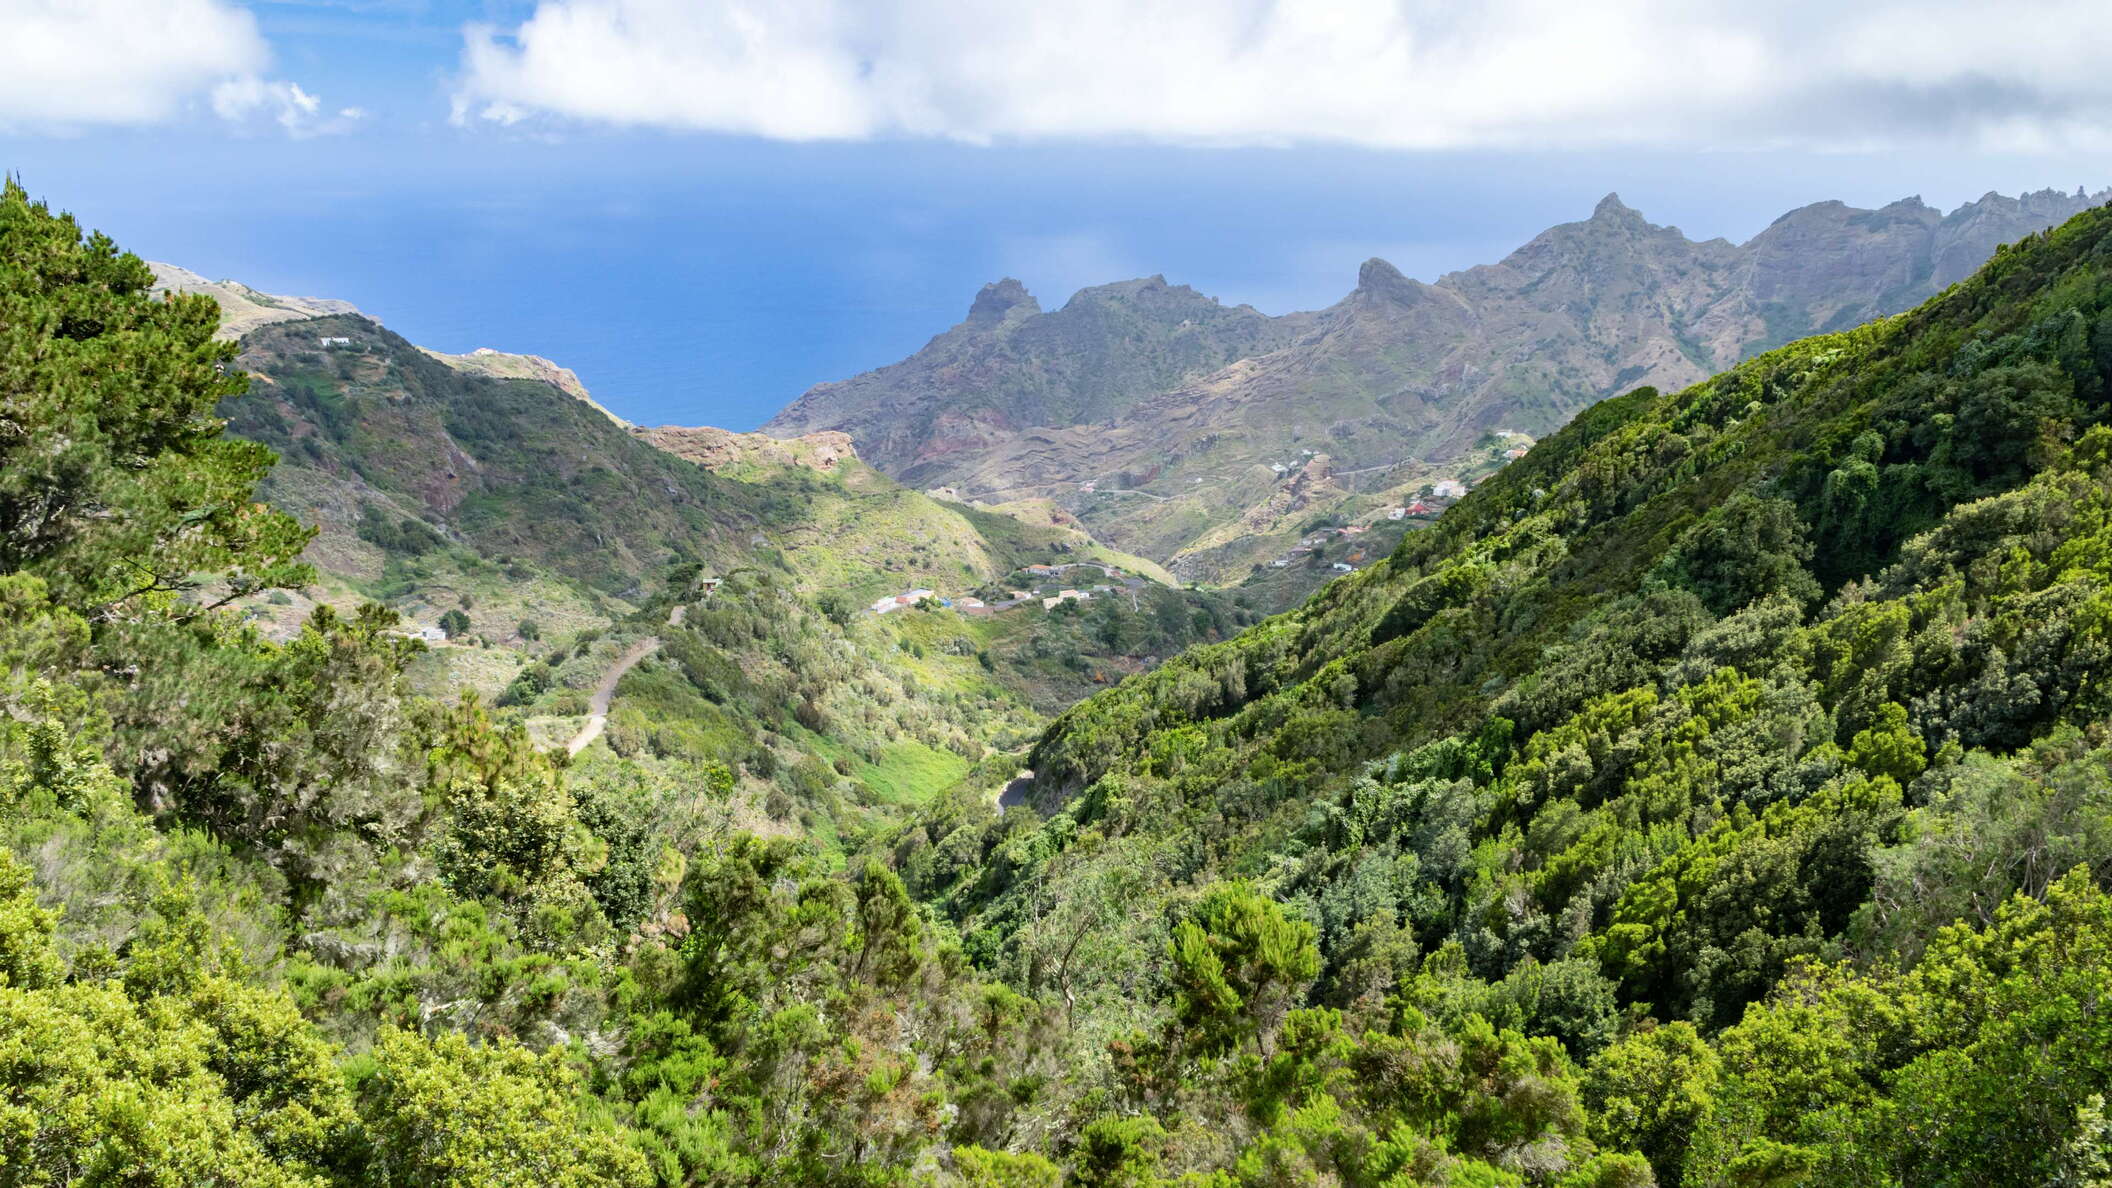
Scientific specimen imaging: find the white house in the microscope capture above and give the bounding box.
[1332,562,1354,572]
[319,336,352,348]
[1388,507,1408,520]
[1433,479,1468,498]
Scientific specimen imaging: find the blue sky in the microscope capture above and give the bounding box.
[4,1,2112,429]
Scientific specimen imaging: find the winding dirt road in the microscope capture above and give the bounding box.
[564,603,687,756]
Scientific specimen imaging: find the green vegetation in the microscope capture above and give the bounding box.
[13,177,2112,1186]
[544,566,1037,846]
[902,199,2112,1182]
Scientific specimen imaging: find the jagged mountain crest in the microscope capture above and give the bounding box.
[966,277,1039,324]
[760,186,2111,577]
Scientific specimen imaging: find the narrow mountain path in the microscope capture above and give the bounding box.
[565,601,687,756]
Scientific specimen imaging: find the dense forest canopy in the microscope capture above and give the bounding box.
[8,174,2112,1185]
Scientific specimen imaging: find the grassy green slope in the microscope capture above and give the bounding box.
[901,202,2112,1182]
[226,316,850,605]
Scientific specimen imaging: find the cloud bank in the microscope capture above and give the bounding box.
[0,0,348,135]
[451,0,2112,149]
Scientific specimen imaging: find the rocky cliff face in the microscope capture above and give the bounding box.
[635,425,858,474]
[420,346,623,424]
[149,262,363,339]
[762,274,1309,475]
[763,187,2109,571]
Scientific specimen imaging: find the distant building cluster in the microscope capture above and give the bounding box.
[1260,489,1467,575]
[861,561,1141,619]
[319,336,352,348]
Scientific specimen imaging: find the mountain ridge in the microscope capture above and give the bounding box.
[764,186,2110,579]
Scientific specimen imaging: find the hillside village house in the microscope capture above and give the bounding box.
[1433,479,1468,498]
[1042,589,1090,610]
[870,588,937,615]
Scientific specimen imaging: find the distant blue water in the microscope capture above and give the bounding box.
[5,130,2097,429]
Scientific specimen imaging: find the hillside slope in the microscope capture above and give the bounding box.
[189,283,1256,838]
[217,313,1169,611]
[899,199,2112,1183]
[770,188,2107,577]
[21,178,2112,1188]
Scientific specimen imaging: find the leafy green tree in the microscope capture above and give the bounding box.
[353,1027,651,1187]
[1168,881,1320,1060]
[1584,1021,1720,1187]
[0,180,310,614]
[814,591,853,627]
[1651,494,1820,615]
[1071,1114,1168,1187]
[947,1146,1063,1187]
[429,696,592,916]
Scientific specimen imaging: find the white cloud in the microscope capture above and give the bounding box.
[450,0,2112,150]
[0,0,343,135]
[211,78,365,138]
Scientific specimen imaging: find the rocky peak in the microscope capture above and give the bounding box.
[967,278,1040,326]
[1762,199,1852,232]
[1064,274,1209,310]
[1590,192,1644,225]
[1355,257,1426,305]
